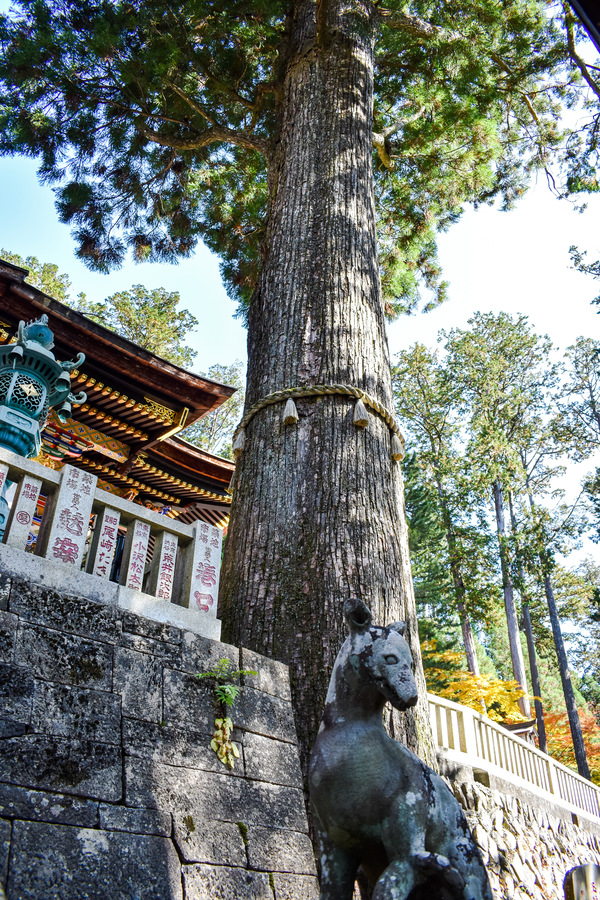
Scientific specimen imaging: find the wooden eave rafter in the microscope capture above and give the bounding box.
[150,436,235,489]
[0,260,235,521]
[0,264,236,428]
[79,455,229,505]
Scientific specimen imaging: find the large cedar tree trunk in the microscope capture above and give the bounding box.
[219,0,433,773]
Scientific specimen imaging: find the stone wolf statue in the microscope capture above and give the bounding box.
[309,597,493,900]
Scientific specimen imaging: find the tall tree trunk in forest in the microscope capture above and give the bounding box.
[507,493,547,750]
[219,0,433,774]
[433,474,480,676]
[523,487,591,778]
[492,479,531,717]
[540,567,591,780]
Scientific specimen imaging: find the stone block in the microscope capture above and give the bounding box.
[119,630,183,665]
[0,734,122,801]
[272,873,320,900]
[0,818,10,890]
[126,759,308,832]
[117,585,223,641]
[9,580,122,643]
[0,611,17,663]
[113,646,163,723]
[182,864,272,900]
[243,732,303,787]
[0,782,98,826]
[99,804,171,836]
[31,680,121,744]
[122,611,182,645]
[0,548,120,609]
[173,812,246,866]
[7,820,182,899]
[0,662,33,725]
[0,721,26,738]
[14,622,113,689]
[122,718,241,772]
[162,667,216,731]
[179,631,238,675]
[235,686,297,743]
[0,576,11,613]
[240,648,291,701]
[246,825,316,875]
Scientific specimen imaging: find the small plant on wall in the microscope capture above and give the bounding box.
[196,658,257,769]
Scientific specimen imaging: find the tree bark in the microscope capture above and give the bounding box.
[541,569,590,779]
[219,0,434,774]
[507,491,546,750]
[492,479,531,717]
[521,602,548,752]
[520,478,590,775]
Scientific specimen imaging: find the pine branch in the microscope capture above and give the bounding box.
[380,10,461,44]
[373,106,425,169]
[140,122,269,155]
[564,2,600,102]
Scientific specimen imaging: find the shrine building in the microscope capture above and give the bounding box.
[0,258,235,535]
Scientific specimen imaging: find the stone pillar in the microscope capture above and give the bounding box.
[0,461,10,540]
[120,520,151,592]
[4,474,42,550]
[86,506,121,578]
[146,531,179,601]
[37,464,97,569]
[180,522,222,616]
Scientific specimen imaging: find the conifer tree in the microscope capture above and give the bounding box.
[394,344,500,677]
[1,0,599,768]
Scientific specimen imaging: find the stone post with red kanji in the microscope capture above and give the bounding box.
[146,531,179,602]
[36,464,97,569]
[86,506,121,578]
[119,519,151,592]
[179,521,222,616]
[4,474,42,550]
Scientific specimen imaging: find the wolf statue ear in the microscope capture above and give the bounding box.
[388,621,407,636]
[343,598,372,633]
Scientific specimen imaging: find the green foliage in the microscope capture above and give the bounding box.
[74,284,199,367]
[394,342,503,641]
[196,657,257,769]
[0,247,82,304]
[1,248,200,367]
[0,0,597,316]
[420,620,527,723]
[570,245,600,307]
[196,656,257,707]
[182,361,245,459]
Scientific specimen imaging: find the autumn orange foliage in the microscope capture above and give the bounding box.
[544,708,600,785]
[421,639,527,723]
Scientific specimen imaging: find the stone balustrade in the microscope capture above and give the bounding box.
[429,692,600,823]
[0,447,223,640]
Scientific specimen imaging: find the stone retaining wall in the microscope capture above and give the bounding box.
[0,576,319,899]
[453,776,600,899]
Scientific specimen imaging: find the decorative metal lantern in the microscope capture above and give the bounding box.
[0,315,86,458]
[0,315,87,537]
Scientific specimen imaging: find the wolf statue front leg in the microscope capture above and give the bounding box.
[309,598,493,900]
[315,823,360,900]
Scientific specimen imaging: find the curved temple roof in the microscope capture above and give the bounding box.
[0,259,235,526]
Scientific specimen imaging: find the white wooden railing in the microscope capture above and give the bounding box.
[0,447,222,623]
[429,692,600,822]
